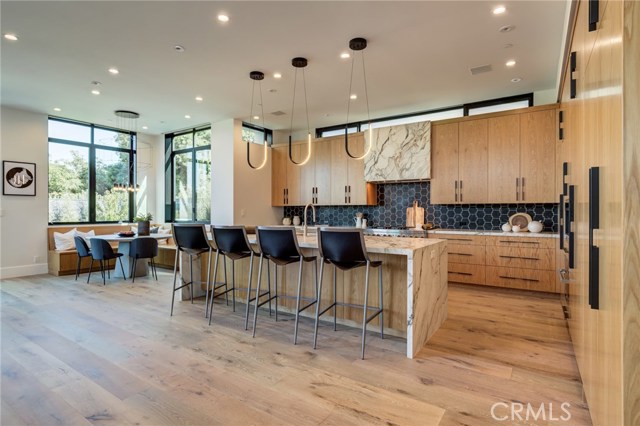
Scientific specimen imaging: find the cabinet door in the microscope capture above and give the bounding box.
[299,142,315,205]
[458,119,488,203]
[520,110,556,203]
[488,115,520,203]
[347,133,369,205]
[271,146,287,206]
[430,123,459,204]
[330,136,349,205]
[286,144,301,206]
[314,139,332,205]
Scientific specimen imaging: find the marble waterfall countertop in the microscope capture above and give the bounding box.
[427,229,559,239]
[246,234,445,256]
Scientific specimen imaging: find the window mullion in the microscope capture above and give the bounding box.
[88,126,96,223]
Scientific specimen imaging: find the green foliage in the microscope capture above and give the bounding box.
[134,212,153,222]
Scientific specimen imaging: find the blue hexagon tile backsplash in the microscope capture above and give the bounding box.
[283,181,558,231]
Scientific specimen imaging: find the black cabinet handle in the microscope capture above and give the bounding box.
[559,193,564,250]
[499,255,540,261]
[559,110,564,140]
[570,51,577,99]
[562,162,569,196]
[589,0,599,32]
[589,167,600,309]
[450,271,472,276]
[498,240,539,245]
[450,253,472,256]
[499,275,540,283]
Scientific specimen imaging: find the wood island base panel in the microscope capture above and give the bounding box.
[179,235,448,358]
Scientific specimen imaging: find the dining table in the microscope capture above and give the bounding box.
[91,233,172,278]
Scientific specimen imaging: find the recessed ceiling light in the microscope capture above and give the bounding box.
[350,94,357,100]
[91,90,101,95]
[493,6,506,15]
[506,60,516,67]
[511,77,522,83]
[217,14,229,22]
[269,89,277,93]
[273,72,282,79]
[53,107,62,112]
[4,33,18,41]
[185,115,191,119]
[340,52,350,59]
[499,25,515,33]
[195,96,203,102]
[253,115,260,120]
[108,67,119,75]
[142,126,148,130]
[174,45,185,52]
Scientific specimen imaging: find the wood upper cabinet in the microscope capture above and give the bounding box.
[488,115,520,203]
[286,144,301,206]
[330,135,349,205]
[520,110,556,203]
[430,123,459,204]
[458,119,488,203]
[314,139,332,205]
[271,146,287,206]
[346,134,373,205]
[299,142,315,205]
[430,120,487,204]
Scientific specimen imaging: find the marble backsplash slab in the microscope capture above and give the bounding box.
[364,121,431,182]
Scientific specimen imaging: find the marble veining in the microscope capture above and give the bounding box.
[364,121,431,182]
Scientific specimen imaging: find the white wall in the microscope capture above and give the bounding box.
[534,89,558,105]
[135,132,161,221]
[0,107,49,278]
[211,119,235,225]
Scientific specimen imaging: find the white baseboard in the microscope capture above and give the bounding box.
[0,263,49,279]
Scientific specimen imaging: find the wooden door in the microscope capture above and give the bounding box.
[271,146,287,206]
[430,123,459,204]
[520,110,557,203]
[488,115,520,203]
[286,144,301,206]
[329,136,348,205]
[458,119,488,203]
[314,138,332,205]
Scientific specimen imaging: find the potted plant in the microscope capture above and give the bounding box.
[134,212,153,236]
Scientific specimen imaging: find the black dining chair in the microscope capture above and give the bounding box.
[313,227,383,359]
[73,236,93,281]
[209,226,262,328]
[129,237,159,282]
[89,238,126,286]
[253,226,318,341]
[170,224,213,316]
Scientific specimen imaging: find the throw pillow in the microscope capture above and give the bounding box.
[74,229,95,245]
[53,228,77,251]
[150,226,159,234]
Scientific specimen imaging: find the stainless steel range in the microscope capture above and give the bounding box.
[363,227,427,238]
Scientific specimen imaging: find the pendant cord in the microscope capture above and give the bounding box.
[303,68,310,135]
[288,67,298,140]
[362,49,371,124]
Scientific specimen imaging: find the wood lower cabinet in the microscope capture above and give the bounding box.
[429,233,559,293]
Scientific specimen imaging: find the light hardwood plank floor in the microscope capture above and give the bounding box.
[1,272,591,425]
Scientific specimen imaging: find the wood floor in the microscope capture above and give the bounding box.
[1,271,591,425]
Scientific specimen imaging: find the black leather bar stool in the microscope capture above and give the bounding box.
[313,227,383,359]
[129,237,159,282]
[209,226,263,328]
[170,224,212,316]
[253,226,318,341]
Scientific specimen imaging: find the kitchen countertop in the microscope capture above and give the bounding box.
[427,229,559,238]
[247,234,445,256]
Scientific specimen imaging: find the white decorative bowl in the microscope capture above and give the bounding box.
[512,225,521,232]
[528,221,543,233]
[501,223,512,232]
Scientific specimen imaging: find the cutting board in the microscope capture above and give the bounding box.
[406,201,425,229]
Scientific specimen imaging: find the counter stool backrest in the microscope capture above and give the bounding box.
[211,226,251,255]
[318,227,369,266]
[172,224,210,251]
[74,236,91,257]
[256,226,302,260]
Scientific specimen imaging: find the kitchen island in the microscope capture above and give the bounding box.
[183,234,448,358]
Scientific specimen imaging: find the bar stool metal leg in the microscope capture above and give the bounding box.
[267,261,272,316]
[206,251,218,318]
[333,265,337,331]
[251,254,264,337]
[189,254,194,304]
[203,248,212,317]
[313,258,325,349]
[379,267,384,339]
[243,252,254,330]
[274,265,279,322]
[293,259,304,344]
[361,262,371,360]
[170,248,179,316]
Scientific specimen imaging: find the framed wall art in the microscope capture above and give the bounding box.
[3,160,36,196]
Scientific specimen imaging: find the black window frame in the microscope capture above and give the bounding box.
[463,93,533,116]
[165,125,212,223]
[242,122,273,146]
[47,117,137,225]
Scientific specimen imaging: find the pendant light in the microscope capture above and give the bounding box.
[112,110,140,192]
[344,37,373,160]
[246,71,268,170]
[288,57,312,166]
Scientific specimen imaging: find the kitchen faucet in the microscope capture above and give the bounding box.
[303,203,316,237]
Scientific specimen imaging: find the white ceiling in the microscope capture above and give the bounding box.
[1,1,568,135]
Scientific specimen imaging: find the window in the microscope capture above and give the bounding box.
[48,118,136,224]
[242,122,273,145]
[464,93,533,116]
[165,127,211,222]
